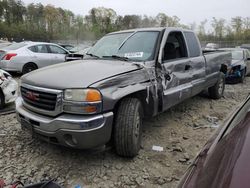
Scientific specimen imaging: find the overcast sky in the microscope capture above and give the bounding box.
[22,0,249,27]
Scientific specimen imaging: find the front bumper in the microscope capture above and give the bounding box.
[16,97,114,149]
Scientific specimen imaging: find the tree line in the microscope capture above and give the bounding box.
[0,0,249,43]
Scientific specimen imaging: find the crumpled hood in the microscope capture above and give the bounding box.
[21,59,141,89]
[231,59,244,67]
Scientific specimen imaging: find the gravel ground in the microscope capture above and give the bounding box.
[0,77,250,188]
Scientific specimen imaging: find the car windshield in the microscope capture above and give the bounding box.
[88,31,159,61]
[232,50,244,60]
[3,42,27,50]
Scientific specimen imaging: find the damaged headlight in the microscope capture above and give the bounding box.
[63,89,102,114]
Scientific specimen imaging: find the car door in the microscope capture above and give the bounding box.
[48,45,68,65]
[28,45,52,68]
[160,30,193,111]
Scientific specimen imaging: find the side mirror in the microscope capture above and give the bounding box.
[247,57,250,61]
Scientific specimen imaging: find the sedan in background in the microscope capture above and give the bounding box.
[0,41,70,74]
[178,95,250,188]
[220,48,250,83]
[58,44,74,51]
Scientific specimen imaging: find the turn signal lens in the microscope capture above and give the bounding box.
[86,89,101,102]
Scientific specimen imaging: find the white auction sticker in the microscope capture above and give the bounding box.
[124,52,143,58]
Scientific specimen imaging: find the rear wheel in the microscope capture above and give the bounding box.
[208,72,225,99]
[22,63,37,74]
[114,98,143,157]
[0,89,5,109]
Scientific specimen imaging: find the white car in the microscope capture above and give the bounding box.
[0,41,70,74]
[0,69,18,108]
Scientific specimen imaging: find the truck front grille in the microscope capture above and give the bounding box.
[21,86,57,111]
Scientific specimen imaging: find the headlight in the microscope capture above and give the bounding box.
[63,89,102,114]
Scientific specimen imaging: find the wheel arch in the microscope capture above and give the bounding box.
[113,89,155,119]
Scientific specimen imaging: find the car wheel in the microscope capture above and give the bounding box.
[0,89,5,109]
[114,98,143,157]
[22,63,38,74]
[208,72,225,99]
[240,69,246,83]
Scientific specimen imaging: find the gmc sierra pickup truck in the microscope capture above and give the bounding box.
[16,27,230,157]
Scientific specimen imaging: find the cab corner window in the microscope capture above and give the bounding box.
[184,32,201,57]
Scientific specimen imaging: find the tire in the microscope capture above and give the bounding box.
[22,63,37,74]
[0,89,5,109]
[208,72,225,99]
[239,69,246,83]
[114,98,143,157]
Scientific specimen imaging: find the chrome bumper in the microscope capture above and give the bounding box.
[16,97,113,149]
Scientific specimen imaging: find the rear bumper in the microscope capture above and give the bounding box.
[0,60,22,72]
[16,97,114,149]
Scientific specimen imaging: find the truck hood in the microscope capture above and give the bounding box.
[21,59,141,89]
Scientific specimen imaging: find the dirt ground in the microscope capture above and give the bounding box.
[0,77,250,188]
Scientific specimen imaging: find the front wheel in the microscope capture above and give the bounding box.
[208,72,225,99]
[114,98,143,157]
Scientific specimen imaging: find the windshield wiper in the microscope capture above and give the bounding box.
[102,55,131,61]
[86,53,100,58]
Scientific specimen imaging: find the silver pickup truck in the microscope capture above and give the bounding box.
[16,27,230,157]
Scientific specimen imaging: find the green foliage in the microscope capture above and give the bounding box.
[0,0,249,43]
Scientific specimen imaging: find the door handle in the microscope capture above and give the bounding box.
[185,64,191,71]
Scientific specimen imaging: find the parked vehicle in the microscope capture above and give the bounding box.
[0,41,70,74]
[241,44,250,50]
[204,43,219,50]
[16,27,230,157]
[58,44,74,51]
[220,48,250,83]
[178,94,250,188]
[0,43,12,49]
[0,69,18,108]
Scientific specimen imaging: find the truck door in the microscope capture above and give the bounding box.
[183,31,206,96]
[160,31,193,111]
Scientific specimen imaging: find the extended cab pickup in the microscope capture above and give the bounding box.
[16,27,230,157]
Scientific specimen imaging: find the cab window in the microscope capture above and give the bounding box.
[163,31,188,61]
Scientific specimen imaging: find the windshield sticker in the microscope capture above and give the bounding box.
[124,52,143,58]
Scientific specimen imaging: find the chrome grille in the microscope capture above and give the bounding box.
[20,84,62,116]
[21,87,57,111]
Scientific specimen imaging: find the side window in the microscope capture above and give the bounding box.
[183,32,201,57]
[163,32,188,61]
[28,46,37,53]
[49,45,67,54]
[28,45,48,53]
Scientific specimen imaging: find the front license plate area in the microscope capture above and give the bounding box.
[21,119,34,136]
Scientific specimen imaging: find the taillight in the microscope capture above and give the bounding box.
[3,53,17,60]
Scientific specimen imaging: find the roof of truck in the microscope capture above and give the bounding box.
[108,27,192,35]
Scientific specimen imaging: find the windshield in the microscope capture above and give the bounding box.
[88,31,159,61]
[232,50,244,60]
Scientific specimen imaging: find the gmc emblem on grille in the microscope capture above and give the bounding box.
[26,91,39,101]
